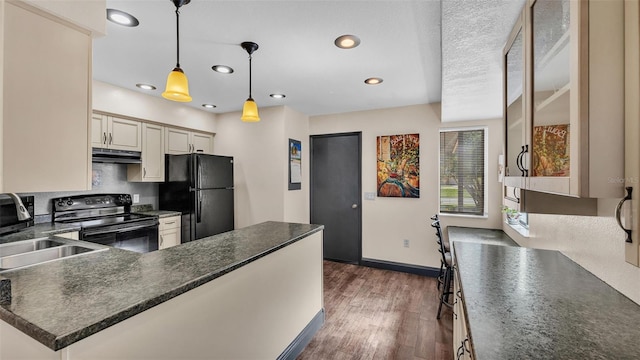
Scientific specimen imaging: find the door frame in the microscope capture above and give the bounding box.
[309,132,363,264]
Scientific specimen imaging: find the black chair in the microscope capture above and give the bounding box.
[432,219,453,319]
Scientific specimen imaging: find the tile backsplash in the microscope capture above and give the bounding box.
[23,163,158,217]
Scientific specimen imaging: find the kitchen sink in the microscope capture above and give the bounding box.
[0,240,105,272]
[0,238,65,257]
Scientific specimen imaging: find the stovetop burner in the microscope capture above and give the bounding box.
[51,194,154,228]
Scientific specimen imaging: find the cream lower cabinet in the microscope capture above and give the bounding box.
[92,113,142,152]
[453,266,473,360]
[159,216,181,249]
[1,1,93,192]
[128,123,164,182]
[165,127,213,155]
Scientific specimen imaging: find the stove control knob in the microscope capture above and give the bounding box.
[66,199,73,206]
[57,200,65,207]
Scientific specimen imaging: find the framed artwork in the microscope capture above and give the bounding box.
[532,124,570,177]
[376,133,420,198]
[289,138,302,190]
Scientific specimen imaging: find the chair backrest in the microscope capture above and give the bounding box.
[430,218,448,263]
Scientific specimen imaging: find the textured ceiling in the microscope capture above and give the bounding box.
[93,0,524,120]
[93,0,442,117]
[441,0,526,122]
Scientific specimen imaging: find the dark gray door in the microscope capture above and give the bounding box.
[310,132,361,263]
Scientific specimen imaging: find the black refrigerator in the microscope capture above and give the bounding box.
[159,153,234,243]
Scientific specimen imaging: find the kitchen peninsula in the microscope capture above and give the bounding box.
[0,221,324,359]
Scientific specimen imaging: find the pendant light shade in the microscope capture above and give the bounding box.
[241,98,260,122]
[162,0,192,103]
[240,41,260,122]
[163,67,192,102]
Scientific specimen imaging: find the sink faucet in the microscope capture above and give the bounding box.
[6,193,31,221]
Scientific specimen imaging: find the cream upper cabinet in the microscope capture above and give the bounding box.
[503,11,528,205]
[92,113,142,152]
[624,0,640,267]
[503,0,624,198]
[1,1,92,192]
[165,127,213,154]
[128,123,164,182]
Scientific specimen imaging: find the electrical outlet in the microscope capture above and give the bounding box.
[133,194,140,204]
[403,239,410,248]
[364,192,376,200]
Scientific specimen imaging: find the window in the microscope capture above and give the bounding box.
[440,128,487,215]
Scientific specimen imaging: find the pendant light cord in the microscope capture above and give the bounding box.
[175,7,181,68]
[248,55,253,99]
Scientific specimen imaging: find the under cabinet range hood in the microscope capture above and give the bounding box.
[92,148,142,164]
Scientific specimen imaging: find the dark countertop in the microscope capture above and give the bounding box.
[134,210,182,218]
[447,226,519,247]
[453,241,640,359]
[0,222,81,245]
[0,221,323,351]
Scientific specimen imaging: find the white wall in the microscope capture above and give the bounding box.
[505,199,640,304]
[214,107,286,228]
[283,106,310,224]
[93,80,217,133]
[310,104,503,268]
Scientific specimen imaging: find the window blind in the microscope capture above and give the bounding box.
[440,129,486,215]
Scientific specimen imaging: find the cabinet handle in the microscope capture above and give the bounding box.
[165,221,176,225]
[456,343,465,360]
[159,235,164,246]
[109,133,113,145]
[463,338,470,352]
[616,187,633,243]
[103,132,107,145]
[516,147,524,176]
[522,144,529,176]
[143,168,146,177]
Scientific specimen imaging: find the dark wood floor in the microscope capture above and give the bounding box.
[297,261,453,360]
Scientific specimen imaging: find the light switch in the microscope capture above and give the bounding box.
[364,192,376,200]
[133,194,140,203]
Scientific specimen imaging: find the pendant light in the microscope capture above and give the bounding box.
[241,41,260,122]
[162,0,192,102]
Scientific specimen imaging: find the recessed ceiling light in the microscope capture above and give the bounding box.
[270,94,286,99]
[364,77,383,85]
[212,65,234,74]
[202,104,217,109]
[106,9,139,27]
[136,83,156,90]
[334,34,361,49]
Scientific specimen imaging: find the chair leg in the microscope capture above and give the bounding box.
[437,260,444,290]
[437,265,454,319]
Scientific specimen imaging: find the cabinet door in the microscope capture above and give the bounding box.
[191,132,213,154]
[142,123,164,181]
[2,2,91,192]
[529,0,572,194]
[504,13,526,181]
[159,228,181,249]
[625,0,640,266]
[165,127,191,154]
[108,117,142,151]
[91,113,107,148]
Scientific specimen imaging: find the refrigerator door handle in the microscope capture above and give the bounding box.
[197,191,203,223]
[196,155,202,190]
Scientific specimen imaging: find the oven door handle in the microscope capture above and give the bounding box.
[82,223,157,237]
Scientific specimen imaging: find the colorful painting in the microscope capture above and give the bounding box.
[532,124,570,177]
[377,134,420,198]
[288,139,302,190]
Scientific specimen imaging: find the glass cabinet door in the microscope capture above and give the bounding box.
[505,26,525,178]
[531,0,571,178]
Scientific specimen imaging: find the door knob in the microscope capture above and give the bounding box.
[352,204,358,209]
